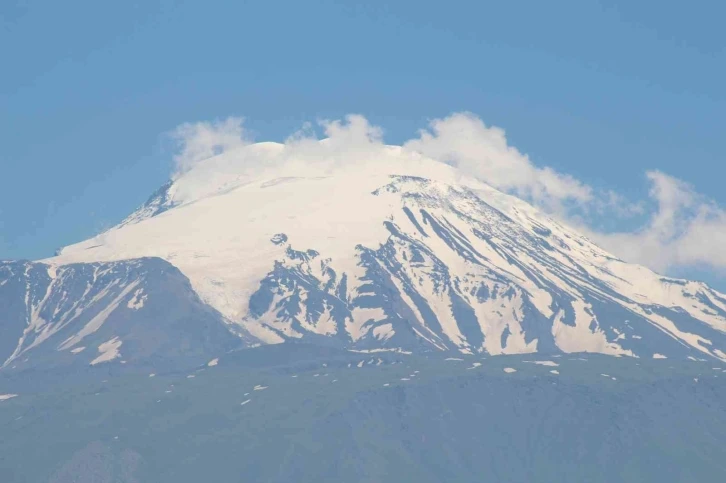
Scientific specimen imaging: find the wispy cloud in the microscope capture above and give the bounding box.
[169,116,250,177]
[585,171,726,273]
[403,113,594,213]
[166,113,726,277]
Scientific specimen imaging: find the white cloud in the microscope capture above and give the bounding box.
[165,112,726,277]
[170,116,249,177]
[403,112,593,213]
[282,114,387,167]
[168,114,396,204]
[588,171,726,273]
[402,115,725,275]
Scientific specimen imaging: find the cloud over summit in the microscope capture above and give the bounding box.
[170,116,250,177]
[404,113,594,212]
[166,112,726,278]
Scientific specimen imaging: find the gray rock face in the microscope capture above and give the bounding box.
[0,258,244,372]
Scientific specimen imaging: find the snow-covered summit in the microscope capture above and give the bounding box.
[35,141,726,361]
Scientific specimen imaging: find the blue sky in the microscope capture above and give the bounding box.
[1,0,725,288]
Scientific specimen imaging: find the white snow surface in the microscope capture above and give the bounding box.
[127,288,147,310]
[90,337,122,365]
[524,360,560,367]
[44,141,726,360]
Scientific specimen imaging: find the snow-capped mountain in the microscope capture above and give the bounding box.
[3,142,726,370]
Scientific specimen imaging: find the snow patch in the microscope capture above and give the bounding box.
[372,323,395,341]
[524,360,559,367]
[552,301,633,357]
[126,288,147,310]
[349,348,412,355]
[348,308,386,341]
[90,337,122,365]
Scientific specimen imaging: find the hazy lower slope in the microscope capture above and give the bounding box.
[1,346,725,483]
